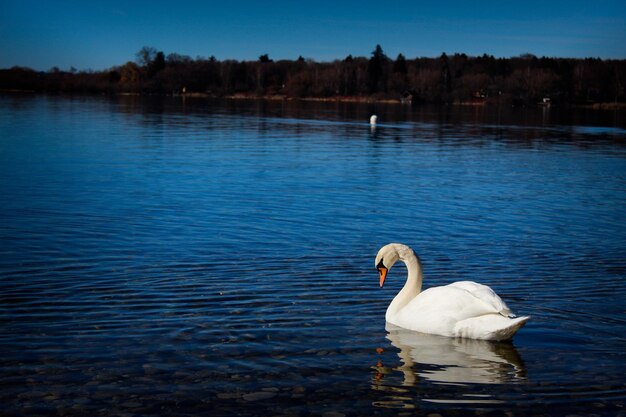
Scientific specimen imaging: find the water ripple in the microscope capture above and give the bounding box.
[1,96,625,416]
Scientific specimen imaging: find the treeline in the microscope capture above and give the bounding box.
[1,45,625,105]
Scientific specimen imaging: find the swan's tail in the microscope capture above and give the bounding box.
[454,315,530,341]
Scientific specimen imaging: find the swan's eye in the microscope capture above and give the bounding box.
[376,259,386,269]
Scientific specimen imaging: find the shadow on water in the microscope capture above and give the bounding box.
[371,324,526,409]
[105,95,626,152]
[109,94,626,126]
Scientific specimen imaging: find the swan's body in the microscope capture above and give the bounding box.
[370,114,378,125]
[376,243,529,341]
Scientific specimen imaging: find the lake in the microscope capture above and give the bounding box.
[1,95,625,416]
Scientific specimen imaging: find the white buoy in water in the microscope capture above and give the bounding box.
[370,115,378,125]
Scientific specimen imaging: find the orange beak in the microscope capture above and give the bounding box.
[378,267,388,287]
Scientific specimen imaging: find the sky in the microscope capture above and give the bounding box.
[1,0,625,71]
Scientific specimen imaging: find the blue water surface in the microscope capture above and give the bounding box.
[1,95,625,416]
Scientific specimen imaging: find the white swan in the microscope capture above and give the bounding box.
[376,243,529,341]
[369,114,378,125]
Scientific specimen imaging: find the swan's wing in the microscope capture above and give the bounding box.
[391,283,525,339]
[399,285,503,321]
[448,281,514,317]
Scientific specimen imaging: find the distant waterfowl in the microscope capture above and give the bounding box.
[370,115,378,125]
[376,243,529,341]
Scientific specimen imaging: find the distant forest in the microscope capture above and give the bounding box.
[1,45,625,106]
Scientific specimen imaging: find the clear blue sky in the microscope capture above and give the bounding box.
[1,0,625,71]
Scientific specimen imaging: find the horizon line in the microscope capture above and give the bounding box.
[4,50,625,73]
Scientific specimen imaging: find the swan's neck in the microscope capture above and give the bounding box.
[386,252,423,321]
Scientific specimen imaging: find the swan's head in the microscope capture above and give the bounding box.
[375,243,411,287]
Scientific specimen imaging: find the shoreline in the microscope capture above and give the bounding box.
[2,89,626,109]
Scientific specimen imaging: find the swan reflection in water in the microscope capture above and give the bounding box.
[371,324,526,408]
